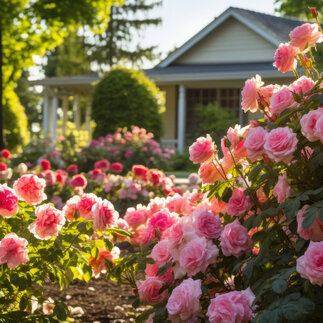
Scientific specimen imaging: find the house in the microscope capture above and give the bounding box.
[145,7,305,152]
[31,7,305,151]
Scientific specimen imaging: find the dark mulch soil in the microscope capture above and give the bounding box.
[45,276,146,323]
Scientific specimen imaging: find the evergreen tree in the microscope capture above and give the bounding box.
[88,0,162,70]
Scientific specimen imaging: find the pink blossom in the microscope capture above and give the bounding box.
[179,236,219,276]
[145,263,173,285]
[270,86,296,116]
[78,193,98,220]
[290,23,323,51]
[92,198,119,231]
[29,204,65,240]
[244,126,267,161]
[147,169,164,185]
[110,162,123,173]
[227,189,252,217]
[272,173,292,203]
[291,76,315,95]
[300,108,323,142]
[40,159,51,171]
[0,184,18,218]
[314,115,323,143]
[258,84,278,107]
[124,206,148,228]
[166,278,201,321]
[13,174,46,206]
[241,74,263,113]
[193,208,222,239]
[0,233,29,268]
[220,219,253,257]
[264,127,298,163]
[297,205,323,242]
[207,288,255,323]
[149,209,177,233]
[150,240,172,267]
[166,193,191,215]
[63,195,80,222]
[66,164,78,173]
[189,134,214,164]
[132,165,149,180]
[296,241,323,286]
[71,174,87,189]
[0,149,10,159]
[210,197,227,214]
[89,247,120,276]
[43,170,56,186]
[273,43,298,73]
[94,159,110,170]
[137,277,168,305]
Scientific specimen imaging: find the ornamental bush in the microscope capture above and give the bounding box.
[92,67,165,140]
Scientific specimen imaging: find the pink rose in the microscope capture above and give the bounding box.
[162,222,184,251]
[273,43,298,73]
[145,263,173,285]
[89,247,120,276]
[210,197,227,214]
[150,240,172,267]
[199,162,222,184]
[258,84,278,107]
[291,76,315,96]
[94,159,110,170]
[314,115,323,143]
[29,204,65,240]
[297,205,323,242]
[124,207,148,228]
[110,162,123,173]
[149,209,177,233]
[166,278,202,321]
[244,126,267,161]
[290,23,323,51]
[193,208,222,239]
[78,193,98,220]
[166,193,191,215]
[189,134,214,164]
[272,173,292,203]
[264,127,298,163]
[241,74,263,113]
[62,195,80,222]
[220,219,253,257]
[227,189,252,217]
[0,233,29,269]
[179,236,219,276]
[13,174,46,206]
[296,241,323,286]
[71,174,87,189]
[137,277,167,305]
[269,86,296,116]
[300,108,323,142]
[66,164,78,173]
[92,198,119,231]
[207,288,255,323]
[0,184,18,218]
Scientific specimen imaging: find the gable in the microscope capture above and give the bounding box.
[173,17,277,65]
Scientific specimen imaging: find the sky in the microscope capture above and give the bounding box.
[30,0,279,78]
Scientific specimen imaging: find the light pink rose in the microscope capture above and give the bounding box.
[92,198,119,231]
[291,76,315,96]
[210,197,227,214]
[272,173,292,203]
[166,193,191,215]
[148,209,177,233]
[29,204,65,240]
[296,241,323,286]
[145,263,173,285]
[137,277,168,305]
[193,208,222,239]
[166,278,202,321]
[241,74,263,113]
[264,127,298,163]
[314,115,323,143]
[162,222,184,250]
[220,219,253,257]
[258,84,278,107]
[227,189,252,217]
[207,288,255,323]
[13,174,46,206]
[300,108,323,142]
[270,86,296,116]
[150,240,172,267]
[199,162,222,184]
[179,236,219,276]
[124,207,148,228]
[273,43,298,73]
[62,195,80,222]
[0,184,18,218]
[189,134,214,164]
[78,193,98,220]
[244,126,267,161]
[290,23,323,51]
[297,205,323,242]
[0,233,29,268]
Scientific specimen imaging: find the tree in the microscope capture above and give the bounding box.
[0,0,121,150]
[88,0,162,70]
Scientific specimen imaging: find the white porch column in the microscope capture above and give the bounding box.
[51,94,58,140]
[43,92,49,136]
[62,96,69,136]
[177,85,186,153]
[85,97,92,141]
[74,94,81,131]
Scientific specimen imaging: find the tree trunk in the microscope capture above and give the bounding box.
[0,23,4,150]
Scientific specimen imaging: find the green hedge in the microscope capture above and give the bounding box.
[92,67,165,139]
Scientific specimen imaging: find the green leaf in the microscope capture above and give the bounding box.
[279,199,300,220]
[157,262,172,276]
[132,297,140,309]
[252,230,267,242]
[272,279,287,294]
[302,207,318,229]
[53,302,68,321]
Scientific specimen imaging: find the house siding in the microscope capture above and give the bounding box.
[160,85,177,140]
[175,17,277,64]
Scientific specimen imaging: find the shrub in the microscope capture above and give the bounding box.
[92,67,165,139]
